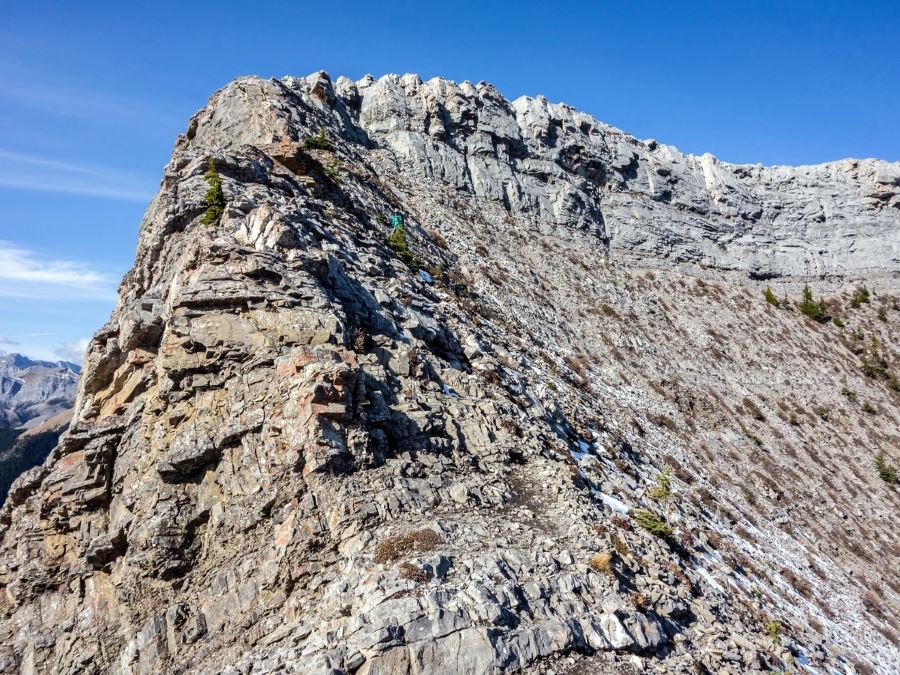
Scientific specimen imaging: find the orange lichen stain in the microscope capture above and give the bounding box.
[337,350,359,368]
[42,534,68,560]
[274,512,296,548]
[57,451,84,470]
[295,391,315,406]
[275,362,296,378]
[276,348,318,378]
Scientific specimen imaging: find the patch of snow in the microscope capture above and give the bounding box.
[596,491,630,515]
[692,561,724,593]
[441,384,459,398]
[794,652,822,674]
[571,440,593,464]
[567,449,590,481]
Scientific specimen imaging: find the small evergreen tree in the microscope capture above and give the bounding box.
[860,334,890,379]
[202,158,226,225]
[875,451,898,486]
[303,127,334,151]
[849,328,864,354]
[649,466,672,501]
[840,377,857,402]
[387,225,419,270]
[801,284,813,308]
[850,286,870,308]
[633,509,674,542]
[763,286,779,307]
[765,620,782,646]
[799,284,828,322]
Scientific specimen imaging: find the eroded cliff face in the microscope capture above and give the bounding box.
[0,72,898,674]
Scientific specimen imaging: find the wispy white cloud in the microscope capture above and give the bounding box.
[0,335,20,345]
[0,149,155,202]
[0,240,118,301]
[4,342,85,364]
[0,176,152,202]
[54,338,90,364]
[0,75,184,128]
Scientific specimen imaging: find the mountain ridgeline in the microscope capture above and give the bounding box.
[0,353,78,429]
[0,72,897,674]
[0,354,78,505]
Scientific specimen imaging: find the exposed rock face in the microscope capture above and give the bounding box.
[0,354,79,429]
[0,72,898,674]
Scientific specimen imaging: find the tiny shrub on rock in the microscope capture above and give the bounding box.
[765,619,782,645]
[599,303,620,319]
[634,509,674,541]
[850,286,870,308]
[875,451,898,487]
[840,378,857,402]
[611,533,629,557]
[648,413,678,432]
[374,529,443,564]
[398,561,431,583]
[630,592,648,610]
[303,127,334,151]
[588,552,614,574]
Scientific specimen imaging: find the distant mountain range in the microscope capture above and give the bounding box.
[0,411,71,504]
[0,352,80,428]
[0,353,78,503]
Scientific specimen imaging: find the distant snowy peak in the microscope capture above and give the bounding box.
[0,353,80,428]
[0,353,81,375]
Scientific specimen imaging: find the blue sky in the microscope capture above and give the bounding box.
[1,1,898,362]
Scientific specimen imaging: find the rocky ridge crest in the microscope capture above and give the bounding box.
[0,71,898,674]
